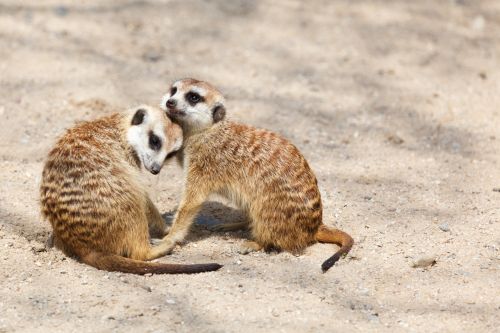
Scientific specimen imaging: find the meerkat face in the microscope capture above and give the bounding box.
[126,105,183,174]
[161,78,226,131]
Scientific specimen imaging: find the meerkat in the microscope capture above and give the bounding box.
[156,78,354,272]
[40,105,222,274]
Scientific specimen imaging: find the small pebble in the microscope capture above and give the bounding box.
[411,256,437,268]
[438,223,450,232]
[368,313,380,322]
[54,6,69,17]
[358,288,370,296]
[471,15,485,31]
[142,50,162,62]
[387,134,404,145]
[166,299,176,304]
[31,245,46,253]
[456,270,471,277]
[141,285,152,292]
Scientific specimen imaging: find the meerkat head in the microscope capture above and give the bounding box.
[126,105,183,174]
[160,78,226,133]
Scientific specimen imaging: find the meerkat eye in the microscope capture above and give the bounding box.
[185,91,202,105]
[149,132,162,151]
[170,86,177,96]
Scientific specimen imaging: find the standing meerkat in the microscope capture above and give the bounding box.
[40,105,222,274]
[157,79,354,272]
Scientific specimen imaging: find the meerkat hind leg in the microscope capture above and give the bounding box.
[145,196,170,238]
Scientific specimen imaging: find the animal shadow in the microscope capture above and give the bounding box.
[161,201,249,242]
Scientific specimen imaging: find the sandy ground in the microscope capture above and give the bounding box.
[0,0,499,332]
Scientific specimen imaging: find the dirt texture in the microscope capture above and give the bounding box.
[0,1,499,332]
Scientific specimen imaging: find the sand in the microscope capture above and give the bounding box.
[0,1,499,332]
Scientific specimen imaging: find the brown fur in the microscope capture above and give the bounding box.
[40,106,221,274]
[158,79,353,272]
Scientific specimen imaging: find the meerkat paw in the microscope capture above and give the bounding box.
[150,238,163,246]
[238,241,263,255]
[150,235,177,249]
[157,225,171,237]
[148,239,177,259]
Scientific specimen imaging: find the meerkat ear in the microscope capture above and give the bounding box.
[212,104,226,123]
[131,108,146,125]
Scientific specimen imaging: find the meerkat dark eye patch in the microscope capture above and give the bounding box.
[148,132,162,151]
[170,86,177,96]
[131,108,146,125]
[185,91,204,106]
[212,105,226,123]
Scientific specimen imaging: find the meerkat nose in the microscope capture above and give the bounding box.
[166,99,177,109]
[150,163,161,175]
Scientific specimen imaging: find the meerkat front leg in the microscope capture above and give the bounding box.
[148,184,210,258]
[145,195,169,238]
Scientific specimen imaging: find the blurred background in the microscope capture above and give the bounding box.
[0,1,499,332]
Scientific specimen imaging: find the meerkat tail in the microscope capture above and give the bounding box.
[80,252,222,275]
[315,224,354,272]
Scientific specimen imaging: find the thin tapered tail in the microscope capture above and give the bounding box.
[315,224,354,272]
[80,251,222,275]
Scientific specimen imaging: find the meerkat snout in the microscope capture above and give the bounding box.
[166,98,177,109]
[126,106,182,175]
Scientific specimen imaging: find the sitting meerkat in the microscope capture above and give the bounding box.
[40,105,222,274]
[156,79,353,272]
